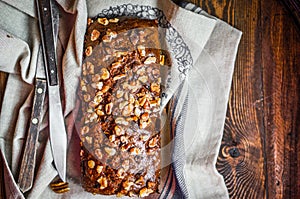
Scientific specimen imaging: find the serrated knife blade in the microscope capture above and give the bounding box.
[36,0,67,182]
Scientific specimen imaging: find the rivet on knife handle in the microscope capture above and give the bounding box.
[18,79,47,193]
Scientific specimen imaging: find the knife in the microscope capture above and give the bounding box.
[17,47,47,193]
[36,0,67,182]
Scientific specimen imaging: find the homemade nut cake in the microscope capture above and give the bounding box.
[79,17,167,197]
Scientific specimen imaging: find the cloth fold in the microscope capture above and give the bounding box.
[0,0,241,198]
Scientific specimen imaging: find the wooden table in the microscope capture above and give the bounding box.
[0,0,299,198]
[179,0,299,198]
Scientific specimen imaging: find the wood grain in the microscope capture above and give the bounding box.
[0,72,7,112]
[0,72,7,198]
[170,1,255,197]
[261,0,300,198]
[192,0,267,198]
[0,151,4,198]
[183,0,300,198]
[280,0,300,27]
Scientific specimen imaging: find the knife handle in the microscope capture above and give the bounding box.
[18,79,47,193]
[36,0,58,86]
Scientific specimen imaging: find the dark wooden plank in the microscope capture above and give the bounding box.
[184,0,300,199]
[0,71,7,197]
[186,0,267,198]
[261,0,300,198]
[0,72,7,111]
[0,151,5,199]
[280,0,300,27]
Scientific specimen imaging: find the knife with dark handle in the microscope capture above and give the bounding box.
[17,0,67,193]
[18,78,47,193]
[36,0,67,182]
[36,0,58,86]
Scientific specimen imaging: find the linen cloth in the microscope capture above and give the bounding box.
[0,0,242,198]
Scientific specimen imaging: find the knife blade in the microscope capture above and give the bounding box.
[17,47,47,193]
[36,0,67,182]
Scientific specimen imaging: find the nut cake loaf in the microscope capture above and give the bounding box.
[79,17,167,197]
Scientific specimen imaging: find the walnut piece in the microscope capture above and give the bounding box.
[91,29,100,41]
[85,46,93,57]
[97,18,109,26]
[97,177,108,189]
[88,160,95,169]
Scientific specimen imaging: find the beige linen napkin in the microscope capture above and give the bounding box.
[0,0,241,198]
